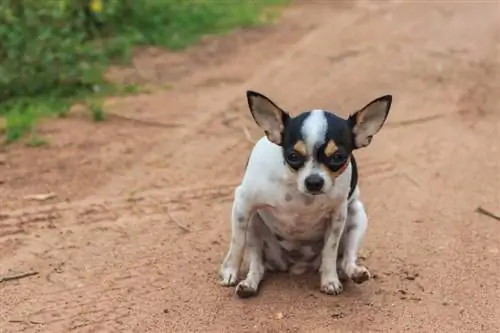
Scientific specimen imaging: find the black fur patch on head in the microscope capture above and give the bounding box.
[282,112,311,148]
[324,113,356,153]
[314,112,355,173]
[280,112,311,170]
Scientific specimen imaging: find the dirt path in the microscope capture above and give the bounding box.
[1,1,500,332]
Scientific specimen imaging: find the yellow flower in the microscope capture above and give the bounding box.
[90,0,103,13]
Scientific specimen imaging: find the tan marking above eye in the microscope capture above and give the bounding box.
[293,140,307,156]
[324,140,338,157]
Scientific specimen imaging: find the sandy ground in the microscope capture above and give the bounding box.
[1,1,500,332]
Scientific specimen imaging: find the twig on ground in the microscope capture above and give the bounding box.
[242,126,255,144]
[8,319,44,325]
[165,207,191,233]
[0,271,39,283]
[475,206,500,222]
[107,113,183,129]
[24,193,56,201]
[400,172,420,188]
[387,114,446,128]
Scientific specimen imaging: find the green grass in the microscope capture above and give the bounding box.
[0,0,288,144]
[26,136,49,148]
[89,99,106,122]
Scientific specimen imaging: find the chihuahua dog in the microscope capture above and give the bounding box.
[219,90,392,298]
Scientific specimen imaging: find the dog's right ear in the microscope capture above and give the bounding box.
[246,90,289,145]
[348,94,392,149]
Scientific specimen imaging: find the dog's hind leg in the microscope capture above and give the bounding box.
[235,213,266,298]
[339,187,371,284]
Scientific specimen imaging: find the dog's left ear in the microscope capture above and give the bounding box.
[348,95,392,149]
[246,90,289,145]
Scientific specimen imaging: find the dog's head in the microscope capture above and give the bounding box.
[246,90,392,195]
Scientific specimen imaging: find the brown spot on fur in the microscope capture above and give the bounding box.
[324,140,338,156]
[345,222,357,234]
[332,223,344,237]
[293,140,307,156]
[236,216,246,228]
[285,193,293,202]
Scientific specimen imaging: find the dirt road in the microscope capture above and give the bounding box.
[1,1,500,332]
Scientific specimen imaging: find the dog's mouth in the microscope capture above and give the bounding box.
[305,190,324,196]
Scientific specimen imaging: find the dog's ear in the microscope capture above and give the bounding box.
[246,90,289,145]
[348,95,392,149]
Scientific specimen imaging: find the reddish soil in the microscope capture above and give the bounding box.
[1,1,500,332]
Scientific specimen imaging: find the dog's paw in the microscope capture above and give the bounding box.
[235,281,259,298]
[219,267,239,287]
[350,266,371,284]
[320,279,343,295]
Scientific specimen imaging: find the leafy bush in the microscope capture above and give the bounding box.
[0,0,286,143]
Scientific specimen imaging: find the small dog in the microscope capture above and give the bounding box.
[220,90,393,298]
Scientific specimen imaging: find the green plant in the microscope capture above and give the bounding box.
[89,99,105,122]
[0,0,288,144]
[26,136,49,147]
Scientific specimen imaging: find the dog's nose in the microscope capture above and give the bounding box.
[304,174,324,193]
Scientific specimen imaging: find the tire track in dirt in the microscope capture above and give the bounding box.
[0,182,236,242]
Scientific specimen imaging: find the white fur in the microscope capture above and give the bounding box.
[301,109,327,152]
[220,135,371,297]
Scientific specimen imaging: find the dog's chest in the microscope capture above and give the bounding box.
[258,192,336,241]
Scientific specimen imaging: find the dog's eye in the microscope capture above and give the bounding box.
[288,151,301,163]
[286,151,305,168]
[327,153,345,166]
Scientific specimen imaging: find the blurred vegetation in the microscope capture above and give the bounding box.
[0,0,287,144]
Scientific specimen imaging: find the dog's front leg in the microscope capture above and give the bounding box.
[340,198,371,284]
[319,202,348,295]
[220,187,253,286]
[235,213,266,298]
